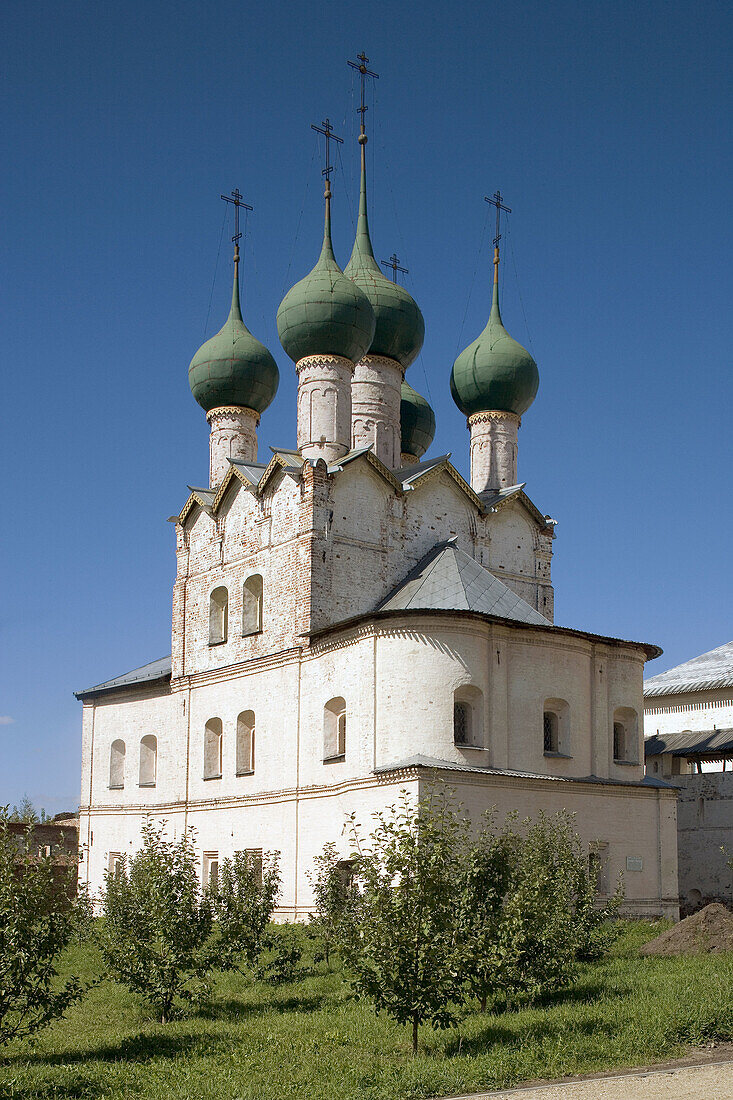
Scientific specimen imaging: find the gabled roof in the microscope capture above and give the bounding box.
[480,484,554,530]
[395,454,483,510]
[376,539,549,625]
[75,656,171,699]
[644,728,733,759]
[644,641,733,697]
[328,446,402,491]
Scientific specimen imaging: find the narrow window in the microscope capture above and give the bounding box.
[244,848,263,887]
[613,708,638,762]
[108,851,123,875]
[454,701,470,745]
[543,711,559,753]
[109,739,125,789]
[324,697,347,761]
[204,718,222,779]
[138,735,157,787]
[236,710,255,775]
[209,586,228,645]
[242,574,263,636]
[202,852,219,890]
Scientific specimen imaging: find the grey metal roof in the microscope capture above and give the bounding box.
[396,454,452,487]
[376,539,550,625]
[75,656,171,699]
[478,484,525,509]
[374,754,674,789]
[644,640,733,697]
[644,728,733,759]
[227,461,268,487]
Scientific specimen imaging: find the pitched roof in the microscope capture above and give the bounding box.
[644,728,733,759]
[643,640,733,697]
[75,656,171,699]
[376,539,549,625]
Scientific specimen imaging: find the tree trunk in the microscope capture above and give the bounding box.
[480,995,487,1012]
[412,1015,419,1054]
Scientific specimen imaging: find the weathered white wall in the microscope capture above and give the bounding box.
[671,772,733,911]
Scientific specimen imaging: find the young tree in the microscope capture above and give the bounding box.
[340,787,467,1053]
[208,849,281,972]
[98,820,215,1022]
[9,797,40,824]
[0,810,82,1046]
[307,842,351,966]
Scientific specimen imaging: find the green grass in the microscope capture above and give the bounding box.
[1,922,732,1100]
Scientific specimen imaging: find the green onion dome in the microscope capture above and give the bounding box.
[344,150,424,368]
[450,277,539,417]
[189,263,279,414]
[276,201,375,364]
[401,381,435,460]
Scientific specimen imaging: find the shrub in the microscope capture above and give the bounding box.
[0,809,83,1046]
[307,842,352,966]
[98,820,215,1022]
[208,849,281,973]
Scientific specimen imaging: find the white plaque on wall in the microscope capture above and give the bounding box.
[626,856,643,872]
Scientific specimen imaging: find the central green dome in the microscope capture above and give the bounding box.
[344,149,424,368]
[450,276,538,417]
[189,263,279,414]
[277,200,375,364]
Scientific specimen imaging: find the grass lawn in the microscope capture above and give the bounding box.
[1,922,732,1100]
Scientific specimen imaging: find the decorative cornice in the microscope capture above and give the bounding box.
[355,353,404,376]
[206,405,260,427]
[295,354,355,375]
[468,410,521,428]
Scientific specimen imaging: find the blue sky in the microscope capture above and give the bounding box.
[1,0,731,814]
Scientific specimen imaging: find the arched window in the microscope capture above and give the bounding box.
[237,710,255,775]
[138,735,157,787]
[242,575,263,636]
[613,708,638,762]
[209,587,228,645]
[109,739,125,789]
[204,718,222,779]
[543,698,570,756]
[453,686,484,747]
[324,697,346,761]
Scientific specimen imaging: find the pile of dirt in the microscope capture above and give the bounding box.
[640,903,733,956]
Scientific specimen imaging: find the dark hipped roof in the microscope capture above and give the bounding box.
[375,539,550,625]
[75,656,171,699]
[644,640,733,697]
[644,728,733,759]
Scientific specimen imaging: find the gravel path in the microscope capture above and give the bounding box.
[445,1052,733,1100]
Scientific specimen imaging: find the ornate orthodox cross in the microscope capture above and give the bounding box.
[220,188,253,250]
[348,51,379,134]
[381,253,408,283]
[484,190,512,248]
[311,118,343,187]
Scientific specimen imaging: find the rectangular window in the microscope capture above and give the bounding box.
[202,851,219,890]
[108,851,122,875]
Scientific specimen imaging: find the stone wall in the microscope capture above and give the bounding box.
[673,771,733,912]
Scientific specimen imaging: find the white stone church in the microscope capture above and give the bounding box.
[77,110,678,918]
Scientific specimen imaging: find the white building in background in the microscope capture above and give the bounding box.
[643,642,733,911]
[76,100,678,918]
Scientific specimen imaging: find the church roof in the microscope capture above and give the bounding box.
[75,656,171,699]
[643,640,733,697]
[374,754,675,790]
[376,539,549,625]
[644,728,733,759]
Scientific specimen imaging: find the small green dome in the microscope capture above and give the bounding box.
[401,381,435,460]
[277,202,375,363]
[450,279,538,417]
[344,153,424,368]
[189,265,279,414]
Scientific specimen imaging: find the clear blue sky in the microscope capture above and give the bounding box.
[1,0,730,814]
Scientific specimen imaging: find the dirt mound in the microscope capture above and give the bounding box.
[640,903,733,956]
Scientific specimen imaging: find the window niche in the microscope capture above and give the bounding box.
[242,574,263,636]
[323,697,346,762]
[613,707,638,763]
[453,686,484,748]
[204,718,223,779]
[543,698,570,757]
[209,586,228,645]
[138,735,157,787]
[236,710,255,775]
[202,852,219,891]
[109,739,125,789]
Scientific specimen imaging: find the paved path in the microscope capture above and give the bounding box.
[446,1058,733,1100]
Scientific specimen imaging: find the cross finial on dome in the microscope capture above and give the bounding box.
[484,190,512,287]
[381,253,408,283]
[311,117,343,199]
[348,51,379,141]
[221,188,253,266]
